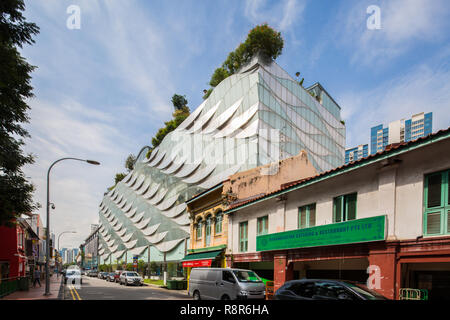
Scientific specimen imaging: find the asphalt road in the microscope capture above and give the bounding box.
[64,275,191,300]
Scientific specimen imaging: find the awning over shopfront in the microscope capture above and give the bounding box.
[181,249,223,268]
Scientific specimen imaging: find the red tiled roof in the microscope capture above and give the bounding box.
[225,127,450,213]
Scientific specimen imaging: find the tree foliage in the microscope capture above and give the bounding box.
[203,24,283,100]
[0,0,40,226]
[146,93,190,158]
[125,154,136,172]
[114,173,126,185]
[171,94,188,111]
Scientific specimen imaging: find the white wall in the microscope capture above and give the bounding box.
[228,137,450,255]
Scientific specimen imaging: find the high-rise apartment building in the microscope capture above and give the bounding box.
[345,144,368,164]
[370,112,432,154]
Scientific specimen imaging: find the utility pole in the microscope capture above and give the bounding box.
[147,245,150,279]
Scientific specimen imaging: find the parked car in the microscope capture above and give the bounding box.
[119,271,144,286]
[64,269,82,285]
[274,279,387,300]
[98,272,108,279]
[106,272,116,282]
[113,270,124,283]
[87,270,98,277]
[188,268,265,300]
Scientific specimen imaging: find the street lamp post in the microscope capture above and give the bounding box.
[57,231,77,271]
[44,157,100,296]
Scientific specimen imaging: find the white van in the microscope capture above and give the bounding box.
[188,268,266,300]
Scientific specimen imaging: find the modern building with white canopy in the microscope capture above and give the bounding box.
[96,55,345,269]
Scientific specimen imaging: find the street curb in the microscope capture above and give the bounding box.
[143,282,189,295]
[57,277,65,300]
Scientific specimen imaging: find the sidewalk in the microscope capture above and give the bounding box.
[1,274,63,300]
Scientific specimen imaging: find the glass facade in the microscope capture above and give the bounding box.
[97,56,346,264]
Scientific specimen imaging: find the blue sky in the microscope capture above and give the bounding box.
[20,0,450,248]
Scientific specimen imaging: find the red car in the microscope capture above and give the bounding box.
[113,270,124,283]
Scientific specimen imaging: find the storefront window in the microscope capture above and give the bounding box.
[424,169,450,235]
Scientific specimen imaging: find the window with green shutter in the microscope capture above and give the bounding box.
[298,204,316,229]
[257,216,268,235]
[215,213,223,234]
[196,221,202,239]
[424,169,450,236]
[333,193,357,223]
[239,221,248,252]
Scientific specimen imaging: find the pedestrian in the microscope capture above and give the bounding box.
[33,268,41,288]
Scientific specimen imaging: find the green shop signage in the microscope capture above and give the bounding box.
[256,215,386,252]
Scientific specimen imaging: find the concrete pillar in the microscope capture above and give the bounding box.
[226,255,233,268]
[368,244,397,299]
[273,252,293,292]
[377,166,398,239]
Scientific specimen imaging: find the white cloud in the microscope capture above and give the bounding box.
[22,98,132,247]
[339,52,450,149]
[20,0,195,247]
[336,0,450,66]
[244,0,306,32]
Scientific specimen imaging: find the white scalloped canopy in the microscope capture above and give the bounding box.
[173,161,201,179]
[175,99,206,131]
[136,217,151,229]
[129,245,148,256]
[213,102,258,138]
[136,180,151,195]
[189,100,221,133]
[141,223,160,236]
[182,164,216,184]
[125,208,138,219]
[131,212,144,223]
[156,196,177,211]
[203,97,243,134]
[161,203,186,218]
[148,150,166,167]
[154,238,184,253]
[121,233,133,243]
[161,156,186,175]
[147,188,168,205]
[142,183,159,200]
[113,250,125,259]
[145,231,167,244]
[125,239,138,249]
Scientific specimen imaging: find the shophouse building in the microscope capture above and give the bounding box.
[0,218,39,281]
[182,150,318,283]
[224,128,450,300]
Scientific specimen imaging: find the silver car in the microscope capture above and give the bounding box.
[189,268,265,300]
[64,269,82,285]
[119,271,143,286]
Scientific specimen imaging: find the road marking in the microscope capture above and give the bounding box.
[69,285,76,300]
[73,285,82,300]
[68,284,82,300]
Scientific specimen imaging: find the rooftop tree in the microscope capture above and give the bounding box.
[203,23,283,99]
